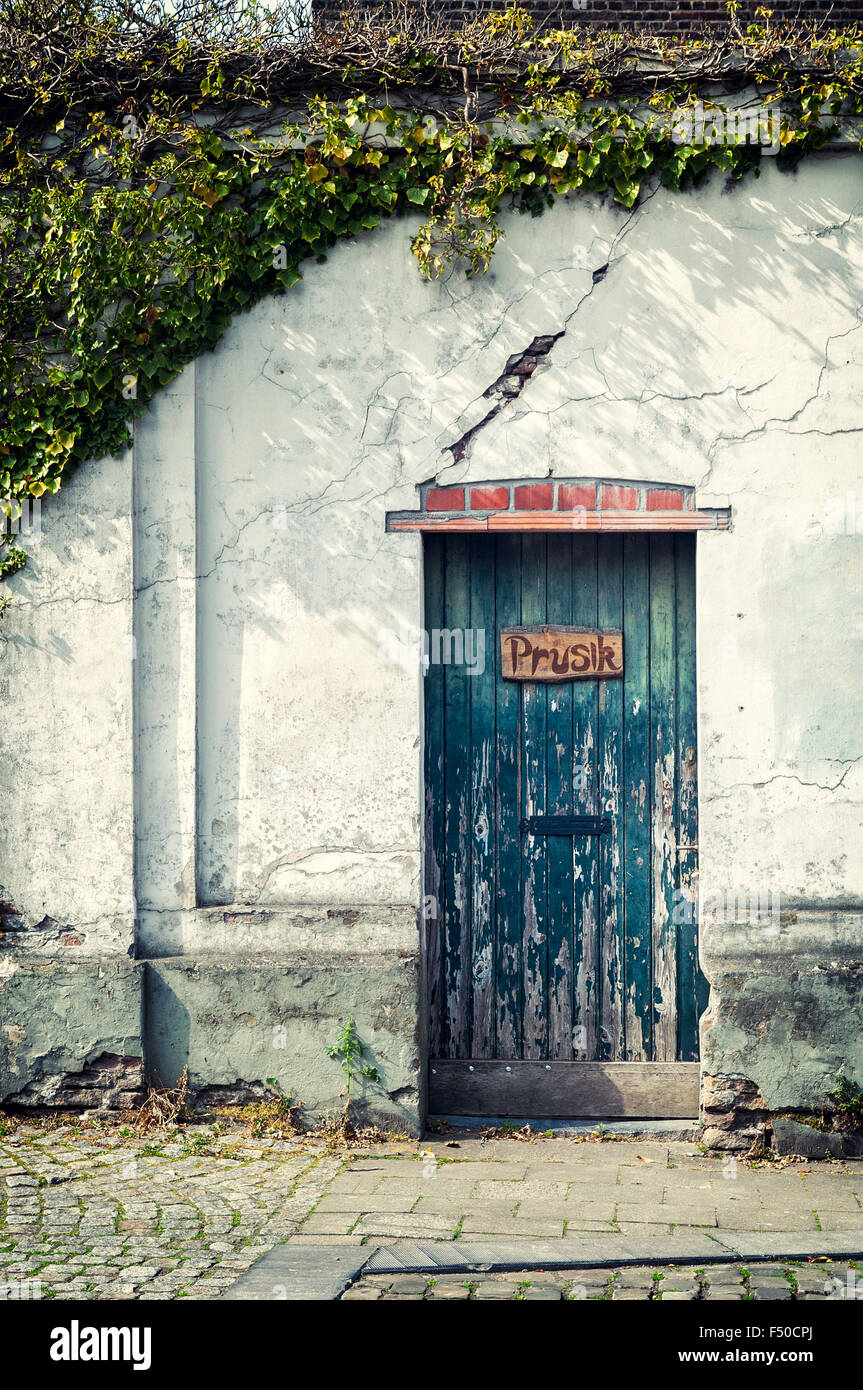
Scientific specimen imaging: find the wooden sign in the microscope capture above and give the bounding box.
[500,626,623,682]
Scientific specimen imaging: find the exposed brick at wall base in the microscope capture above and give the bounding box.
[0,957,144,1112]
[3,1053,146,1112]
[701,1073,769,1153]
[191,1081,280,1109]
[701,1074,863,1157]
[315,2,863,35]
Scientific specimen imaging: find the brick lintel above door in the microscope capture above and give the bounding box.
[387,478,731,532]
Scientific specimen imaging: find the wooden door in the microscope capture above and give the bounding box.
[423,532,708,1118]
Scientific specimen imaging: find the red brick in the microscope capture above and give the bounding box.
[646,488,685,511]
[470,485,510,511]
[600,483,640,510]
[558,483,596,511]
[425,487,465,512]
[514,483,553,511]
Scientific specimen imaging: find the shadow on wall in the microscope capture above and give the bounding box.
[138,955,422,1131]
[142,964,191,1090]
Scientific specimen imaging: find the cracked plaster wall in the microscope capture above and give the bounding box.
[1,154,862,1123]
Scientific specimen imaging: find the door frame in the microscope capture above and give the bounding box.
[386,477,732,1121]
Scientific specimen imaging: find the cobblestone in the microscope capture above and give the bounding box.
[340,1261,863,1301]
[0,1120,333,1300]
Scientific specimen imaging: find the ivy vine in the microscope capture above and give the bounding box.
[1,0,861,579]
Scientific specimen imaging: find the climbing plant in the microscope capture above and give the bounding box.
[2,0,863,577]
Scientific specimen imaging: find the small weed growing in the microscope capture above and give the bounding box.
[326,1019,380,1143]
[824,1071,863,1131]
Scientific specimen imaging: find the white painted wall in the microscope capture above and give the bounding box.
[0,449,135,955]
[2,154,862,959]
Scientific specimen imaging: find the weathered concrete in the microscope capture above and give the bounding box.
[139,904,417,959]
[0,151,861,1126]
[221,1245,369,1301]
[771,1117,863,1160]
[0,447,135,958]
[143,953,422,1132]
[701,913,863,1149]
[0,958,142,1108]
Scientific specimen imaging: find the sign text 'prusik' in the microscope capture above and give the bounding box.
[500,626,624,681]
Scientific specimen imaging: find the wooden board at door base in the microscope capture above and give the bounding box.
[429,1060,700,1119]
[500,625,623,681]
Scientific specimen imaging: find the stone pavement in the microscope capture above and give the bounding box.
[4,1122,863,1300]
[300,1135,863,1244]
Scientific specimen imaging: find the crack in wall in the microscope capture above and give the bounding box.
[445,332,563,464]
[707,755,863,800]
[437,188,657,473]
[697,305,863,493]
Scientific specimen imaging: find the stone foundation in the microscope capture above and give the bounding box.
[700,1073,769,1152]
[701,1072,863,1158]
[699,910,863,1153]
[0,945,423,1134]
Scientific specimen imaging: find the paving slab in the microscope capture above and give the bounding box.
[220,1245,372,1301]
[460,1218,567,1237]
[352,1215,458,1238]
[814,1209,863,1229]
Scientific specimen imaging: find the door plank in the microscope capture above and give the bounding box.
[649,535,678,1062]
[545,535,575,1059]
[429,1059,700,1118]
[469,535,496,1057]
[423,534,446,1060]
[570,536,599,1061]
[494,536,523,1059]
[622,535,652,1061]
[675,535,705,1060]
[598,536,625,1061]
[520,533,548,1057]
[442,535,471,1057]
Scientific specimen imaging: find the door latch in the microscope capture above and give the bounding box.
[520,815,612,836]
